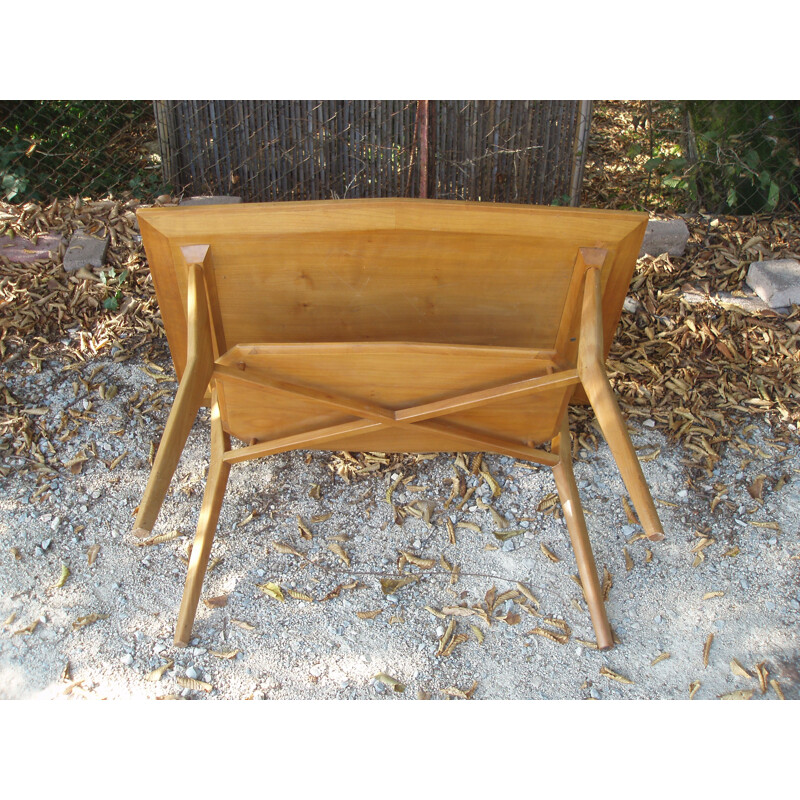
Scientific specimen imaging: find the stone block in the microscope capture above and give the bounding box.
[179,196,243,206]
[63,230,109,273]
[639,218,690,258]
[0,231,63,263]
[746,259,800,309]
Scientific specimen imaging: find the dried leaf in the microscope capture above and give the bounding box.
[718,690,754,700]
[441,632,469,657]
[623,547,634,572]
[271,541,305,558]
[328,542,351,567]
[72,613,108,630]
[755,662,768,694]
[231,619,256,630]
[297,516,313,540]
[257,582,285,601]
[470,624,485,644]
[385,474,403,504]
[441,606,477,617]
[651,652,671,666]
[703,634,714,667]
[356,609,382,620]
[537,493,558,513]
[320,580,360,602]
[730,659,754,679]
[540,543,559,562]
[445,517,456,545]
[310,513,333,524]
[703,591,724,600]
[689,681,701,700]
[456,521,481,533]
[286,589,314,602]
[108,451,128,470]
[480,468,502,498]
[493,529,524,542]
[145,660,174,682]
[489,507,509,530]
[527,627,569,645]
[202,594,228,608]
[134,529,182,547]
[599,666,634,685]
[748,520,781,531]
[621,496,638,525]
[770,679,785,700]
[442,680,478,699]
[237,510,259,527]
[398,550,436,569]
[602,567,613,601]
[747,475,765,500]
[379,576,416,595]
[424,605,446,619]
[177,676,213,693]
[87,544,100,566]
[13,619,39,636]
[209,649,240,659]
[53,562,70,588]
[374,672,405,692]
[515,581,540,608]
[437,618,456,655]
[542,617,571,636]
[640,447,661,462]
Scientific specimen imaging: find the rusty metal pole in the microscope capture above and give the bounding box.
[418,100,429,198]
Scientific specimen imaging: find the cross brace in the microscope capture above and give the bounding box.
[215,363,580,467]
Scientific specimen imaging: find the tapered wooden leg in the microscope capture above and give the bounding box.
[552,415,614,650]
[174,391,230,647]
[581,372,664,542]
[577,266,664,543]
[132,367,210,538]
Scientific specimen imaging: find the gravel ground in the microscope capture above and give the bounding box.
[1,348,798,701]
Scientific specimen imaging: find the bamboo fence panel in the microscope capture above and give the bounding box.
[154,100,590,205]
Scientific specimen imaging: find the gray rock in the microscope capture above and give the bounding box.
[0,231,64,263]
[714,291,773,315]
[639,218,690,258]
[179,196,243,206]
[623,295,641,314]
[746,259,800,309]
[63,230,110,273]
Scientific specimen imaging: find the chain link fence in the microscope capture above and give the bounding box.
[583,100,800,216]
[0,100,161,203]
[3,100,799,216]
